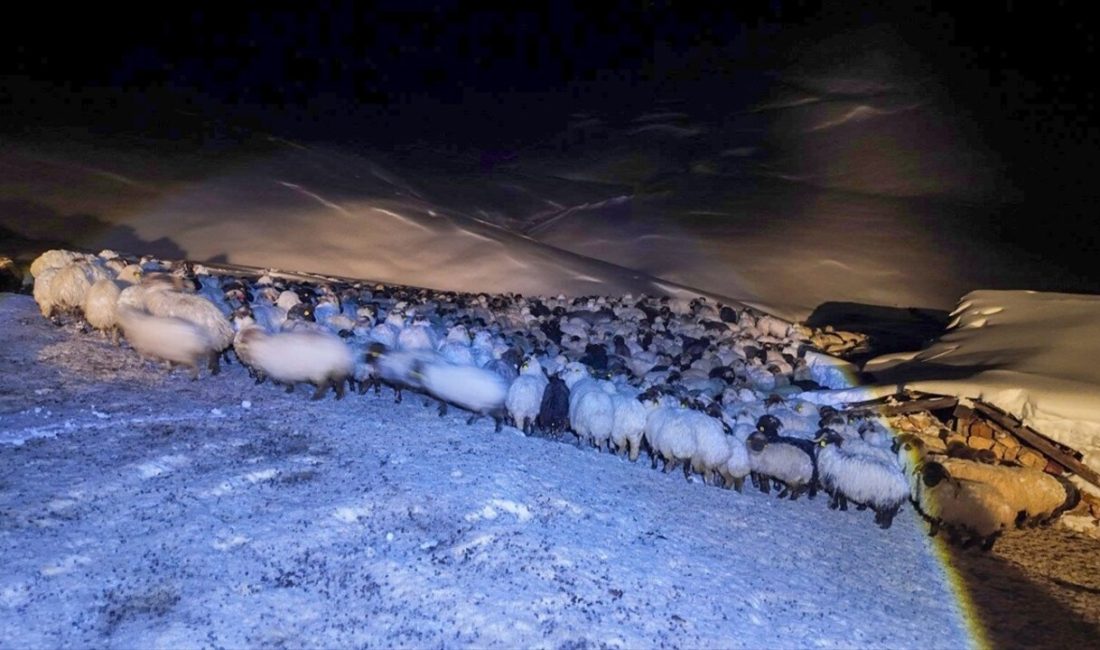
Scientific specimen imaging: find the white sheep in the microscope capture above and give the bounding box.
[682,409,733,487]
[234,326,355,400]
[916,461,1016,550]
[141,281,235,370]
[940,458,1081,528]
[644,404,697,477]
[410,357,508,429]
[83,278,123,343]
[506,357,549,434]
[815,430,909,528]
[571,385,615,451]
[721,425,753,492]
[29,249,90,278]
[117,306,218,379]
[33,259,113,321]
[745,431,816,499]
[609,389,649,461]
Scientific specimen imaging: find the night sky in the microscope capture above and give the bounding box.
[2,1,1098,278]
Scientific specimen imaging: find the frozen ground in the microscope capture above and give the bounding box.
[0,292,972,648]
[2,291,1100,648]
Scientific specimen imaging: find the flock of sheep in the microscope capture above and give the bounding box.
[26,248,1081,550]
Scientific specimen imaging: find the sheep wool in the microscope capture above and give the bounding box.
[117,307,217,379]
[940,458,1081,527]
[412,358,508,422]
[816,433,909,528]
[917,461,1015,550]
[609,391,648,461]
[235,327,355,400]
[571,386,615,451]
[746,431,816,499]
[83,278,123,343]
[536,375,570,436]
[30,249,88,278]
[142,284,235,358]
[683,409,733,486]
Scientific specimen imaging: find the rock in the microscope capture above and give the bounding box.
[968,436,996,451]
[1018,448,1046,469]
[968,419,996,439]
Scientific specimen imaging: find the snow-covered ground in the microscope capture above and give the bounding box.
[0,292,976,648]
[864,291,1100,484]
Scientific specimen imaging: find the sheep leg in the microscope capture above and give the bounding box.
[493,416,503,433]
[788,485,805,501]
[310,383,329,401]
[188,364,200,381]
[855,503,868,511]
[732,477,744,493]
[651,454,660,470]
[208,353,221,376]
[357,380,369,395]
[662,458,675,474]
[394,387,402,403]
[285,383,295,394]
[466,414,479,426]
[828,492,840,510]
[333,378,345,400]
[776,484,790,499]
[750,472,760,490]
[682,460,693,481]
[928,520,940,538]
[838,494,848,511]
[437,401,448,417]
[877,505,900,530]
[980,532,1001,552]
[759,476,771,494]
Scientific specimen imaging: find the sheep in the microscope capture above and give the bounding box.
[33,259,113,322]
[506,357,549,434]
[233,326,355,400]
[409,357,508,430]
[939,457,1081,528]
[365,342,433,403]
[232,315,268,384]
[536,375,570,437]
[561,361,616,450]
[745,431,816,500]
[571,384,615,452]
[916,461,1015,550]
[644,404,697,476]
[682,409,734,487]
[82,278,123,343]
[141,280,235,371]
[815,429,909,528]
[717,423,754,492]
[609,390,649,461]
[116,306,218,379]
[29,249,90,278]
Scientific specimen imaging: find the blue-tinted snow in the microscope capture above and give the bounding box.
[0,295,971,647]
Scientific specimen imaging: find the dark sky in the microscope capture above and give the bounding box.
[2,1,1097,216]
[4,1,1094,136]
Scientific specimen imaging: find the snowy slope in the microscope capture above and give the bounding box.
[864,290,1100,476]
[0,294,970,648]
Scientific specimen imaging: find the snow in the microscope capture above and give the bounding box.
[3,29,1091,323]
[0,294,972,647]
[864,290,1100,476]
